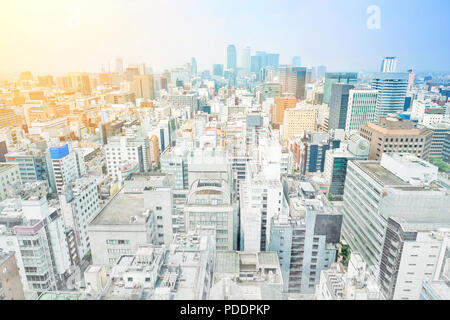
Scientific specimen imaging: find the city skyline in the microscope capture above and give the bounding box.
[1,0,449,76]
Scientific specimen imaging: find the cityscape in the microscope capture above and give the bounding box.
[0,0,449,303]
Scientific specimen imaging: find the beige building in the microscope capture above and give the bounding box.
[132,74,155,100]
[68,72,91,95]
[272,95,297,127]
[282,107,317,140]
[105,91,136,105]
[0,250,25,300]
[359,116,433,161]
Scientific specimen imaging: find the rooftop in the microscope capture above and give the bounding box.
[355,161,409,187]
[90,191,148,225]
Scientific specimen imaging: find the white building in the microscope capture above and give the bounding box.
[0,163,21,201]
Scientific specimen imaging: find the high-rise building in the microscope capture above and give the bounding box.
[328,83,355,130]
[0,164,21,201]
[191,57,197,76]
[379,217,449,300]
[227,45,237,70]
[241,46,251,71]
[323,134,370,200]
[359,116,433,161]
[132,74,155,100]
[426,122,450,158]
[380,56,397,72]
[323,73,358,104]
[371,72,409,118]
[212,64,224,77]
[345,89,378,133]
[279,66,307,100]
[341,153,450,273]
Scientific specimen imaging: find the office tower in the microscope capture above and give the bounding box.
[380,56,397,72]
[268,179,342,294]
[124,67,140,82]
[341,153,450,273]
[68,72,91,95]
[168,92,198,113]
[266,53,280,71]
[371,72,409,118]
[379,217,448,300]
[0,164,21,201]
[227,44,237,70]
[323,134,370,200]
[47,144,85,193]
[328,83,355,130]
[191,57,197,76]
[279,66,308,100]
[241,46,251,71]
[296,132,342,174]
[5,150,52,187]
[212,64,224,77]
[359,116,433,161]
[114,58,123,74]
[282,106,318,140]
[292,56,301,67]
[132,74,155,100]
[251,55,262,74]
[272,96,298,126]
[426,122,450,158]
[345,89,378,133]
[421,248,450,300]
[0,251,25,300]
[323,73,358,104]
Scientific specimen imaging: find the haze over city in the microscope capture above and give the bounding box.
[1,0,449,76]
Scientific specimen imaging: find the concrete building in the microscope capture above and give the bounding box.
[341,153,450,274]
[0,163,21,201]
[211,251,283,300]
[316,252,383,300]
[282,106,317,141]
[98,228,216,300]
[426,122,450,158]
[268,178,342,294]
[160,145,190,190]
[88,190,158,266]
[271,96,297,127]
[48,144,85,194]
[58,177,101,260]
[379,217,449,300]
[359,116,433,161]
[104,136,151,182]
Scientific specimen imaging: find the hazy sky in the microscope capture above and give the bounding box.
[1,0,449,76]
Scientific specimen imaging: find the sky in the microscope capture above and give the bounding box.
[0,0,449,76]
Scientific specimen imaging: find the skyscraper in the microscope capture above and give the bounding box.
[371,72,409,118]
[323,72,358,104]
[292,56,301,67]
[380,56,397,72]
[279,66,307,100]
[213,64,224,77]
[241,46,251,71]
[328,83,355,130]
[227,44,237,70]
[132,74,155,100]
[191,57,197,76]
[345,89,378,133]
